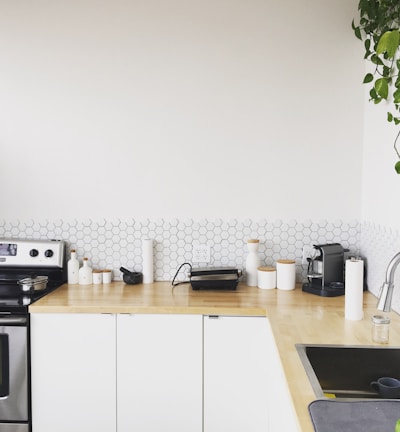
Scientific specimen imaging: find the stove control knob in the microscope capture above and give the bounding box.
[44,249,54,258]
[30,249,39,257]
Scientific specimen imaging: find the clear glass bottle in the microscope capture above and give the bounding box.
[245,239,260,287]
[372,315,390,344]
[78,258,93,285]
[67,249,80,284]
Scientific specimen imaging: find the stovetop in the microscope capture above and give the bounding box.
[0,238,67,314]
[0,281,64,314]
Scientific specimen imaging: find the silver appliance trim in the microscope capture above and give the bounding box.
[0,239,65,268]
[0,424,29,432]
[0,324,28,421]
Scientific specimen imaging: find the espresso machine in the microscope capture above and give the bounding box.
[302,243,346,297]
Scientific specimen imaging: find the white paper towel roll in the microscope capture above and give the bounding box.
[142,238,154,284]
[345,258,364,321]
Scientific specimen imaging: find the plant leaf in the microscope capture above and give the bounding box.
[371,54,384,66]
[363,73,374,83]
[377,30,400,58]
[354,25,362,40]
[396,162,400,175]
[388,112,393,122]
[375,78,389,99]
[394,88,400,104]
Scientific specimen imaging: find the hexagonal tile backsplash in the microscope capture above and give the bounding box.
[0,218,361,284]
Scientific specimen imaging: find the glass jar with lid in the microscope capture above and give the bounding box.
[371,315,390,344]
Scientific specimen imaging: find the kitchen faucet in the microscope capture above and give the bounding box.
[377,251,400,312]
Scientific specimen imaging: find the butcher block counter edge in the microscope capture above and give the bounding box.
[29,282,400,432]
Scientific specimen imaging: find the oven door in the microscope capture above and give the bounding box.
[0,316,28,427]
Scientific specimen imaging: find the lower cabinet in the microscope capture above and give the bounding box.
[30,313,116,432]
[203,315,269,432]
[31,313,297,432]
[117,314,202,432]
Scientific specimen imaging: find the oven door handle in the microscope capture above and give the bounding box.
[0,316,27,325]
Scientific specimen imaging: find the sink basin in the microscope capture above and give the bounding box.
[296,344,400,399]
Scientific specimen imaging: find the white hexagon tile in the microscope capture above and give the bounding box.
[361,221,400,311]
[0,218,361,284]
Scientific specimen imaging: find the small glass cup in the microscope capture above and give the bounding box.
[372,315,390,344]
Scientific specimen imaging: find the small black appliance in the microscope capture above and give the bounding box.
[190,267,242,290]
[302,243,346,297]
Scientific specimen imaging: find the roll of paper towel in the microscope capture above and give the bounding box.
[142,238,154,284]
[345,257,364,321]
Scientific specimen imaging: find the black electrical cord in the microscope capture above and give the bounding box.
[171,262,192,287]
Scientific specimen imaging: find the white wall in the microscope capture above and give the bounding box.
[361,64,400,309]
[362,94,400,230]
[0,0,363,221]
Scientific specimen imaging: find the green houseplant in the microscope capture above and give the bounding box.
[352,0,400,173]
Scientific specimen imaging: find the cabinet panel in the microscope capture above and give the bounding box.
[204,315,269,432]
[117,314,202,432]
[266,327,298,432]
[31,313,116,432]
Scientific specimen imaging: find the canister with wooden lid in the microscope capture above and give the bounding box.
[276,259,296,290]
[257,266,276,290]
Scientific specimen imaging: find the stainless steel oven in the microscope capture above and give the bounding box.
[0,315,29,432]
[0,239,67,432]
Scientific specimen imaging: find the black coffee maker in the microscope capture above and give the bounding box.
[302,243,346,297]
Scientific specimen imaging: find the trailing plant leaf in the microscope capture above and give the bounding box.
[377,30,400,58]
[353,0,400,172]
[363,73,374,83]
[394,88,400,103]
[375,78,389,99]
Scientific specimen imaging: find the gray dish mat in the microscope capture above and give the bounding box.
[308,399,400,432]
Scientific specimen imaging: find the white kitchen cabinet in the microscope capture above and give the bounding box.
[203,315,270,432]
[117,313,203,432]
[266,326,299,432]
[30,313,116,432]
[31,312,296,432]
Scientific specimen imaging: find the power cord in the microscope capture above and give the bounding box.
[171,262,192,287]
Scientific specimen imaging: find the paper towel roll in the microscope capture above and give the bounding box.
[142,238,154,284]
[345,258,364,321]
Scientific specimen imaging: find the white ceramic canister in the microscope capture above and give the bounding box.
[245,239,260,287]
[257,266,276,290]
[67,249,79,284]
[276,259,296,290]
[102,270,112,284]
[92,270,103,285]
[78,258,93,285]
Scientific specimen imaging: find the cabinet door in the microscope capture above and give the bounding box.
[266,328,299,432]
[117,314,202,432]
[30,313,116,432]
[204,315,269,432]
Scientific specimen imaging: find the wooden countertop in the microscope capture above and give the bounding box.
[29,282,400,432]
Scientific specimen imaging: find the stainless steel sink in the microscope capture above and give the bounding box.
[296,344,400,399]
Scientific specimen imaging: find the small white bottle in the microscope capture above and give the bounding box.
[67,249,80,284]
[245,239,260,287]
[78,258,93,285]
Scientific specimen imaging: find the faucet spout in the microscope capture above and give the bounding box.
[377,251,400,312]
